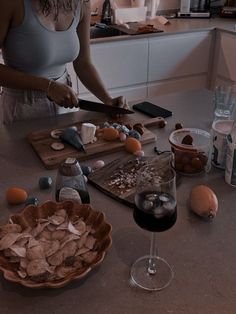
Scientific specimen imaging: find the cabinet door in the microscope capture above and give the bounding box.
[78,38,148,95]
[216,31,236,82]
[148,31,212,82]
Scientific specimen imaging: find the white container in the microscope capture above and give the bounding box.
[225,121,236,186]
[213,84,236,121]
[113,7,147,23]
[225,135,236,186]
[211,120,234,169]
[180,0,191,13]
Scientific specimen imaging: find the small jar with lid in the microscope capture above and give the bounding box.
[169,128,212,175]
[56,157,90,204]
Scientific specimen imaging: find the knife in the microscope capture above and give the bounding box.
[78,99,134,115]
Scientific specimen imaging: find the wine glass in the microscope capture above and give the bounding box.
[131,161,177,291]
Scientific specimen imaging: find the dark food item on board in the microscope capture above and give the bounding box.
[60,128,86,153]
[133,123,145,135]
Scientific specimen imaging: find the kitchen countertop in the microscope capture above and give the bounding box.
[91,17,236,43]
[1,88,236,314]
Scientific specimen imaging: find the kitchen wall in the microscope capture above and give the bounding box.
[91,0,181,14]
[91,0,225,16]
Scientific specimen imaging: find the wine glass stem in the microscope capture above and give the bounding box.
[148,232,157,275]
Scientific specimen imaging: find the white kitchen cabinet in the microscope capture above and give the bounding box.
[78,38,149,101]
[211,30,236,88]
[147,31,213,96]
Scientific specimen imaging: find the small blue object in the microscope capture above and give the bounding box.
[128,130,141,140]
[117,125,130,135]
[81,165,92,176]
[25,197,39,206]
[39,176,53,189]
[111,123,120,129]
[101,122,110,128]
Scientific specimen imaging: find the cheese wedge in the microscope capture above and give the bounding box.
[81,123,96,144]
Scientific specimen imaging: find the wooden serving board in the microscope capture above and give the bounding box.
[27,117,162,170]
[112,23,163,35]
[88,154,172,207]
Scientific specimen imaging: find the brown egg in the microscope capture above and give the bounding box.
[182,134,193,145]
[175,123,183,130]
[189,185,218,219]
[125,137,142,153]
[191,157,203,171]
[102,128,119,141]
[6,187,28,205]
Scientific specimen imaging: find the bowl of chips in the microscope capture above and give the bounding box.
[0,200,112,288]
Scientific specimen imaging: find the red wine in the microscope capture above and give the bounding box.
[134,191,177,232]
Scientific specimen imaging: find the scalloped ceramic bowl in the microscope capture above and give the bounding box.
[0,200,112,288]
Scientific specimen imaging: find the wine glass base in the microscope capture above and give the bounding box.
[130,255,174,291]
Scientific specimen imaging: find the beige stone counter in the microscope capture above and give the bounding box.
[1,89,236,313]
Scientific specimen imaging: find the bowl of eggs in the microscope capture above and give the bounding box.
[169,128,212,175]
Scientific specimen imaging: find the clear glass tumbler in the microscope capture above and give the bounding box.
[213,83,236,121]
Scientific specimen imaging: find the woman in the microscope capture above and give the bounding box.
[0,0,127,124]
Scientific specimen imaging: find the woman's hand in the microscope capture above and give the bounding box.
[105,95,129,110]
[47,80,79,108]
[105,96,130,118]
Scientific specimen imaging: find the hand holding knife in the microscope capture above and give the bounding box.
[78,98,134,115]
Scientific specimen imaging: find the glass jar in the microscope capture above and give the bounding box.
[56,157,90,204]
[169,128,212,175]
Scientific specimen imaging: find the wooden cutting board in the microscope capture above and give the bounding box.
[27,117,162,170]
[112,23,163,35]
[88,154,172,207]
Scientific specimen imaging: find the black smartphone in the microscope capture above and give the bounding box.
[133,101,172,118]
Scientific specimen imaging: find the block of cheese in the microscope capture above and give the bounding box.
[80,123,96,144]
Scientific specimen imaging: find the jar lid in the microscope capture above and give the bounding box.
[169,128,211,151]
[212,120,234,135]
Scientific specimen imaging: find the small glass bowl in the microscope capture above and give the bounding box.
[169,128,212,175]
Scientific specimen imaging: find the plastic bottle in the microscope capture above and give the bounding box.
[101,0,112,25]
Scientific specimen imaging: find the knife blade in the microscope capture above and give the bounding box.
[78,99,134,115]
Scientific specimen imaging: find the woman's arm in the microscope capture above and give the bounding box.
[73,0,113,104]
[0,1,78,108]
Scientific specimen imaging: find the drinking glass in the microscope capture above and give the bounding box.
[131,162,177,291]
[213,83,236,121]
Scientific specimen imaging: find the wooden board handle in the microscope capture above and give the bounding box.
[141,117,166,128]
